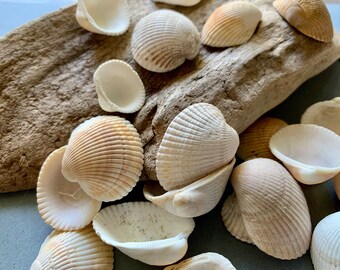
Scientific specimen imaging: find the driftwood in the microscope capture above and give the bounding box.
[0,0,339,192]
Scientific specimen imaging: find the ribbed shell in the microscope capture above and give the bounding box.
[131,9,200,73]
[201,1,262,47]
[30,226,113,270]
[273,0,333,43]
[62,116,144,202]
[153,0,201,6]
[334,174,340,200]
[231,158,312,260]
[156,103,239,191]
[311,212,340,270]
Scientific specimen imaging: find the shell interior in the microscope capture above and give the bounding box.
[152,0,201,6]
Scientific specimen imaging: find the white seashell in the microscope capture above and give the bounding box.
[92,201,195,266]
[144,158,235,218]
[31,226,113,270]
[153,0,201,6]
[334,173,340,200]
[156,103,239,191]
[62,116,144,202]
[164,252,237,270]
[93,60,145,113]
[269,124,340,185]
[76,0,130,36]
[37,146,101,231]
[131,9,200,73]
[201,1,262,47]
[311,212,340,270]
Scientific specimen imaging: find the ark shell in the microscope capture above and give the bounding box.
[153,0,201,6]
[131,9,200,73]
[37,146,101,231]
[92,201,195,266]
[334,174,340,200]
[62,116,144,202]
[156,103,239,191]
[201,1,262,47]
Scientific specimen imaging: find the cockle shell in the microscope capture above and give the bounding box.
[62,116,144,202]
[201,1,262,47]
[231,158,312,260]
[153,0,201,6]
[30,226,113,270]
[334,174,340,200]
[131,9,200,73]
[273,0,333,43]
[76,0,130,36]
[156,103,239,191]
[92,202,195,266]
[93,60,145,113]
[144,158,235,218]
[269,124,340,185]
[311,212,340,270]
[37,146,101,231]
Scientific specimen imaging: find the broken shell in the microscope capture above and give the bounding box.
[311,212,340,270]
[93,202,195,266]
[156,103,239,191]
[231,158,312,260]
[153,0,201,6]
[237,117,288,160]
[269,124,340,185]
[131,9,200,73]
[76,0,130,36]
[144,158,235,218]
[62,116,144,202]
[30,226,113,270]
[273,0,333,43]
[94,60,145,113]
[334,174,340,200]
[201,1,262,47]
[37,146,101,231]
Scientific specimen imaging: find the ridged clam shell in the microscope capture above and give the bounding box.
[269,124,340,185]
[231,158,312,260]
[93,202,195,266]
[153,0,201,6]
[237,117,288,161]
[334,174,340,200]
[131,9,200,73]
[76,0,130,36]
[201,1,262,47]
[94,60,145,113]
[37,146,101,231]
[311,212,340,270]
[62,116,144,202]
[273,0,333,43]
[30,226,113,270]
[144,158,235,218]
[156,103,239,191]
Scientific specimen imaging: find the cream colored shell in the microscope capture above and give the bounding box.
[153,0,201,6]
[334,174,340,200]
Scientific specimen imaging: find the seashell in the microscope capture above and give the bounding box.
[93,201,195,266]
[131,9,200,73]
[311,211,340,270]
[37,146,101,231]
[153,0,201,6]
[164,252,236,270]
[93,59,145,113]
[62,116,144,202]
[31,226,113,270]
[334,173,340,200]
[76,0,130,36]
[231,158,312,260]
[269,124,340,185]
[273,0,333,43]
[201,1,262,47]
[237,117,288,161]
[301,97,340,135]
[144,158,235,218]
[156,103,239,191]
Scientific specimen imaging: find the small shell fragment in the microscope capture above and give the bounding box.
[153,0,201,6]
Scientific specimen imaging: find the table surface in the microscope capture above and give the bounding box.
[0,2,339,270]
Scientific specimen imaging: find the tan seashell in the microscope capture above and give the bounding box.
[62,116,144,202]
[334,173,340,200]
[131,9,200,73]
[273,0,333,43]
[231,158,312,260]
[93,59,145,113]
[201,1,262,47]
[237,117,288,161]
[76,0,130,36]
[156,103,239,191]
[153,0,201,6]
[37,146,101,231]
